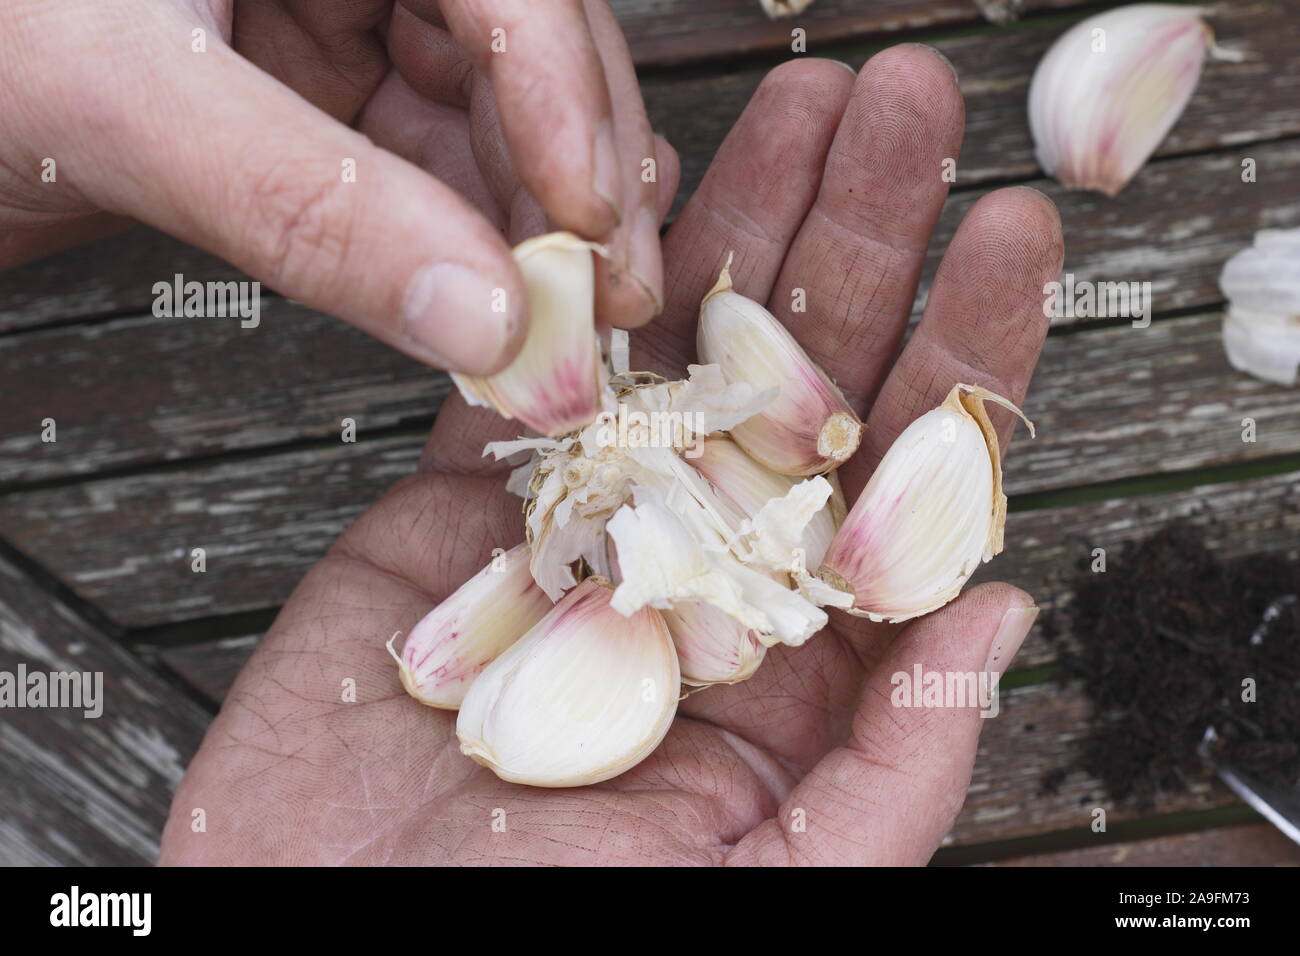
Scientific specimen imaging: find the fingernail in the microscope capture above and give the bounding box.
[401,263,517,373]
[831,59,858,76]
[626,206,664,319]
[983,604,1038,686]
[906,43,960,85]
[592,120,622,227]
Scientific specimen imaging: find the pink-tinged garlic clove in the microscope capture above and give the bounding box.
[697,256,862,476]
[452,232,606,437]
[662,600,765,686]
[1028,5,1236,197]
[818,384,1034,623]
[389,543,552,710]
[455,577,679,787]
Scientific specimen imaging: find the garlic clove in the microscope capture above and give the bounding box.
[759,0,815,18]
[389,543,553,710]
[818,384,1034,623]
[661,601,765,686]
[689,436,839,572]
[1218,227,1300,386]
[452,232,606,437]
[697,256,863,476]
[1028,5,1230,197]
[455,577,679,787]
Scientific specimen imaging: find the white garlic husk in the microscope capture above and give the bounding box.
[662,601,766,687]
[1218,227,1300,386]
[1028,5,1236,197]
[388,543,552,710]
[455,577,678,787]
[452,232,606,437]
[697,256,863,476]
[818,384,1034,623]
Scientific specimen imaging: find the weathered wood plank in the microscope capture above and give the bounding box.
[980,823,1300,866]
[617,0,1082,67]
[0,226,243,334]
[949,680,1239,847]
[156,635,259,705]
[0,553,210,865]
[0,302,448,487]
[645,1,1300,207]
[0,435,423,629]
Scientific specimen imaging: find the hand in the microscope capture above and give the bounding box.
[0,0,665,373]
[159,47,1063,865]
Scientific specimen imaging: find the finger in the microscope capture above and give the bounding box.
[839,186,1064,498]
[57,30,526,375]
[726,583,1038,866]
[358,69,506,230]
[635,59,856,377]
[438,0,621,238]
[769,45,964,414]
[583,0,666,327]
[418,133,678,478]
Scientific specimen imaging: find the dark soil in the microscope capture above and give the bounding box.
[1043,521,1300,805]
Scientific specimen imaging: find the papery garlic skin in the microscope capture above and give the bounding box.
[455,578,679,788]
[819,385,1033,623]
[1219,227,1300,386]
[698,258,862,476]
[389,543,552,710]
[662,601,766,686]
[1028,5,1223,197]
[452,232,605,437]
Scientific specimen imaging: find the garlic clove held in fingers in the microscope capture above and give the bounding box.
[389,543,553,710]
[452,231,606,437]
[818,384,1034,623]
[697,256,862,476]
[456,577,680,787]
[1028,5,1236,197]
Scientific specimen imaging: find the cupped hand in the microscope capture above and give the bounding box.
[159,47,1064,866]
[0,0,664,373]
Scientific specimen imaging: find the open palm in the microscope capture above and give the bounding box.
[159,47,1063,866]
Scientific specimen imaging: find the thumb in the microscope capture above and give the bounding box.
[729,583,1039,866]
[58,26,526,374]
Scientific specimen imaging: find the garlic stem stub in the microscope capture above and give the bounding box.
[389,543,553,710]
[1027,4,1233,197]
[456,577,680,788]
[697,256,863,476]
[451,232,605,437]
[818,385,1034,623]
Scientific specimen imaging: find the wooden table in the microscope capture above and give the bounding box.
[3,0,1299,866]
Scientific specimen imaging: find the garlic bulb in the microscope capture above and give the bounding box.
[698,257,863,475]
[456,578,679,788]
[452,232,605,437]
[662,601,766,686]
[818,385,1034,623]
[1028,5,1233,197]
[1218,227,1300,386]
[388,543,552,710]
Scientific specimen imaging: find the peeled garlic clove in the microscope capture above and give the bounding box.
[697,256,862,476]
[389,543,552,710]
[456,577,679,787]
[1218,227,1300,386]
[818,384,1034,623]
[1028,5,1230,197]
[662,601,765,687]
[452,232,605,437]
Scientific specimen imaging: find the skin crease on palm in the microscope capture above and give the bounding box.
[0,2,1062,865]
[147,43,1066,865]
